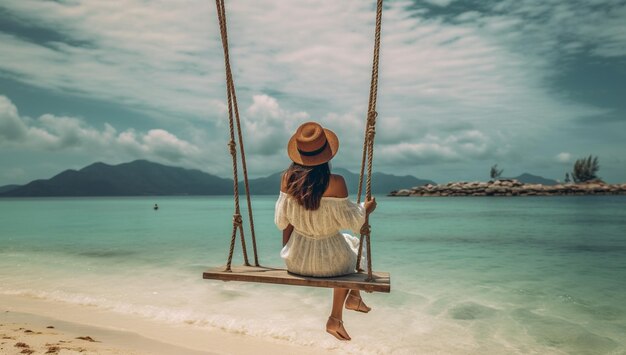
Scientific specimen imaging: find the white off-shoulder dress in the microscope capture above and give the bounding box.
[275,191,367,277]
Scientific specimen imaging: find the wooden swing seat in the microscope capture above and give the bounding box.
[203,265,390,293]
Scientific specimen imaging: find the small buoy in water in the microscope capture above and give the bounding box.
[154,203,159,210]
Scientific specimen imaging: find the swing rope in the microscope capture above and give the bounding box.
[215,0,259,271]
[356,0,383,281]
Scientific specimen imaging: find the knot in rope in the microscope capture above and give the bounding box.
[227,140,237,156]
[232,213,243,227]
[360,223,371,236]
[366,111,378,141]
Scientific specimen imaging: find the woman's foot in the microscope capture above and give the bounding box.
[326,316,351,341]
[345,292,371,313]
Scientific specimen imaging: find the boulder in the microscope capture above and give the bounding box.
[585,184,601,191]
[395,189,411,196]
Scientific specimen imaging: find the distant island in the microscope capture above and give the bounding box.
[389,179,626,197]
[0,160,434,197]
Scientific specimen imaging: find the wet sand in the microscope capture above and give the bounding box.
[0,294,330,355]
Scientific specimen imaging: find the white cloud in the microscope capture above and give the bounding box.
[0,95,27,139]
[556,152,572,163]
[0,95,203,167]
[247,95,283,120]
[377,129,496,165]
[117,129,201,162]
[0,96,59,148]
[243,94,309,156]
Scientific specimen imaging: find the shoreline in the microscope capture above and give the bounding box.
[0,294,331,355]
[1,310,207,355]
[389,180,626,197]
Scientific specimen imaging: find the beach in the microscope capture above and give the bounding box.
[1,195,625,354]
[1,294,327,355]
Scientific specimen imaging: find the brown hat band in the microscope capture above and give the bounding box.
[297,141,328,157]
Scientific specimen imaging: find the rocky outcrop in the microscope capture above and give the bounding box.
[388,179,626,197]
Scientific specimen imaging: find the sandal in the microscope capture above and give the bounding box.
[345,293,371,313]
[326,316,351,341]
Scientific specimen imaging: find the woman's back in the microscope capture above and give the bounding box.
[278,174,364,236]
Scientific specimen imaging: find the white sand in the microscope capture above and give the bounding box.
[0,294,332,355]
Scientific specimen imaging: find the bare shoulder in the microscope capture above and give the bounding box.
[325,174,348,198]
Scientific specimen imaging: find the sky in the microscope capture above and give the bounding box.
[0,0,625,186]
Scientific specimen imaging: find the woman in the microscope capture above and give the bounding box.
[275,122,377,341]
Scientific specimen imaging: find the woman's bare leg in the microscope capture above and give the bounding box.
[345,289,371,313]
[331,288,349,319]
[326,288,351,340]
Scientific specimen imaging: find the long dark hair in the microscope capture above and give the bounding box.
[284,162,331,211]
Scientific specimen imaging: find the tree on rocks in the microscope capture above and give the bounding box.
[490,164,503,180]
[572,155,600,183]
[564,172,571,183]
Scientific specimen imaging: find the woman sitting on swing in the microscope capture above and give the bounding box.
[275,122,377,341]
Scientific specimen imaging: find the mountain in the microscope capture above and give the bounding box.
[243,167,435,195]
[0,184,20,193]
[0,160,434,197]
[242,171,283,195]
[1,160,233,197]
[509,173,558,186]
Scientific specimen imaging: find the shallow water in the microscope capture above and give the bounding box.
[1,196,625,354]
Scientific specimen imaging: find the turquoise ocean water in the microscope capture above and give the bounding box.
[1,195,625,354]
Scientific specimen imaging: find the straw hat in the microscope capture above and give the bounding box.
[287,122,339,166]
